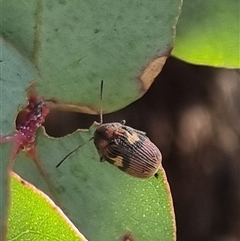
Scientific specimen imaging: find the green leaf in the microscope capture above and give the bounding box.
[172,0,240,68]
[0,143,12,241]
[0,37,38,240]
[1,0,182,112]
[0,1,180,240]
[0,48,176,239]
[13,128,176,241]
[0,37,39,134]
[8,172,87,241]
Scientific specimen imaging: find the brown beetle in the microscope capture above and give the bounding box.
[94,121,162,178]
[57,81,162,178]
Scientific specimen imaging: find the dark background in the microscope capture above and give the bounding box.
[44,57,240,241]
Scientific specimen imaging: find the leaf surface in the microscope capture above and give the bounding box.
[173,0,240,68]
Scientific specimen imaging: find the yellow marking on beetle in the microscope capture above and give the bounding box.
[126,131,140,145]
[111,156,124,167]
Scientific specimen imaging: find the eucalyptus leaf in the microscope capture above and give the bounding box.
[173,0,240,68]
[8,172,88,241]
[13,127,176,241]
[1,0,182,112]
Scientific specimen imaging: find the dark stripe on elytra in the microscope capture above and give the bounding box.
[105,141,160,175]
[114,138,158,166]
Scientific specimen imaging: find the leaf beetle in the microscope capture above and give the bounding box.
[57,81,162,178]
[94,120,162,178]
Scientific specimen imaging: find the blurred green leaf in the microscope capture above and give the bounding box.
[173,0,240,68]
[8,172,87,241]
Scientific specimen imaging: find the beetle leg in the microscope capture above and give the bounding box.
[100,156,105,162]
[120,120,126,125]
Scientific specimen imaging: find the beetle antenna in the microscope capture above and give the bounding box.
[57,80,104,168]
[100,80,104,124]
[56,137,94,168]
